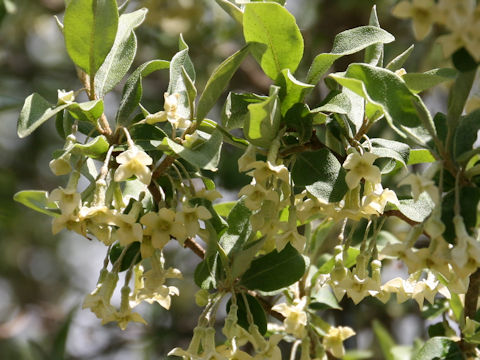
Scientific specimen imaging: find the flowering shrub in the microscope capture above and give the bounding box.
[13,0,480,358]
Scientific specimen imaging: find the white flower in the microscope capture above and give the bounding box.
[392,0,438,40]
[175,205,212,238]
[238,183,279,211]
[57,89,75,104]
[343,150,381,189]
[49,187,81,216]
[114,146,153,185]
[247,160,290,184]
[113,286,147,330]
[362,183,399,215]
[141,208,187,249]
[132,258,182,309]
[399,173,439,204]
[49,154,72,176]
[272,297,308,338]
[238,145,257,172]
[322,326,355,359]
[111,213,143,246]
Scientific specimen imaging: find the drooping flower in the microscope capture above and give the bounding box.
[49,186,82,216]
[342,150,381,189]
[272,297,308,338]
[113,286,147,330]
[82,270,118,325]
[322,326,356,359]
[141,208,187,249]
[111,212,143,246]
[238,183,280,211]
[392,0,438,40]
[114,146,153,185]
[175,204,212,238]
[132,255,182,309]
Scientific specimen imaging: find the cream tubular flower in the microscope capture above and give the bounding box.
[392,0,437,40]
[271,297,308,338]
[399,173,439,204]
[238,183,279,211]
[112,213,143,246]
[114,286,147,330]
[322,326,356,359]
[49,187,81,216]
[141,208,187,249]
[114,146,153,185]
[343,150,381,189]
[247,160,290,184]
[175,204,212,238]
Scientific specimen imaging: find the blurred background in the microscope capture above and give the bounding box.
[0,0,454,359]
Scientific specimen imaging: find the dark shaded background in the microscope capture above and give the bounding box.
[0,0,451,358]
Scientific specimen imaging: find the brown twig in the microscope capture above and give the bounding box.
[184,238,206,259]
[383,210,420,227]
[460,269,480,356]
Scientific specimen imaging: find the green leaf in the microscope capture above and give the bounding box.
[194,254,219,290]
[64,0,118,76]
[227,293,267,335]
[240,243,306,292]
[454,109,480,163]
[408,149,436,165]
[222,92,266,130]
[67,99,104,123]
[213,201,236,217]
[364,6,384,67]
[197,45,250,123]
[307,26,394,84]
[396,193,435,223]
[309,286,342,310]
[181,66,197,121]
[116,60,170,125]
[369,138,410,169]
[13,190,59,217]
[219,199,252,256]
[17,93,69,138]
[330,63,421,128]
[70,135,109,159]
[415,337,462,360]
[243,2,303,80]
[244,85,281,147]
[168,41,196,120]
[230,237,266,279]
[95,8,147,98]
[109,242,141,272]
[293,149,348,203]
[163,129,223,171]
[277,69,314,116]
[317,247,360,274]
[373,320,395,360]
[312,91,351,115]
[386,45,414,71]
[215,0,243,24]
[403,68,457,93]
[129,123,167,141]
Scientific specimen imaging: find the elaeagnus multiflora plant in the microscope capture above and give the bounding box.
[13,0,480,358]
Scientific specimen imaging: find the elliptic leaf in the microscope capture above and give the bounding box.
[330,63,421,128]
[222,92,266,130]
[244,85,281,147]
[277,69,314,116]
[214,0,243,24]
[163,129,223,171]
[13,190,59,217]
[64,0,118,76]
[95,8,148,98]
[293,149,348,203]
[386,45,414,71]
[116,60,170,125]
[307,26,394,84]
[17,93,69,138]
[197,45,251,123]
[240,243,306,292]
[403,68,457,93]
[243,2,303,80]
[415,337,463,360]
